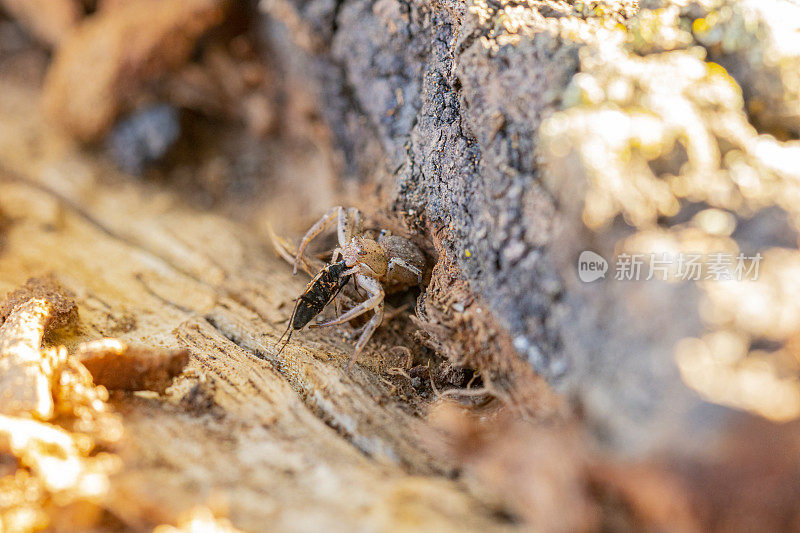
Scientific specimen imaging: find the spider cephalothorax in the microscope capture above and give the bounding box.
[341,236,388,278]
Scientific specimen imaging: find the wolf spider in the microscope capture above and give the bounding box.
[286,206,426,368]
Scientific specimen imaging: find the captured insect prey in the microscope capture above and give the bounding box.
[274,206,426,369]
[275,260,352,354]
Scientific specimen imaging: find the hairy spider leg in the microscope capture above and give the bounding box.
[311,274,383,327]
[293,206,362,275]
[293,206,341,275]
[349,301,384,370]
[387,257,423,283]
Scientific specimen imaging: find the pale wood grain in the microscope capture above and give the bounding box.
[0,78,510,531]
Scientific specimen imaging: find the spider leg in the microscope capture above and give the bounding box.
[346,301,384,371]
[388,257,423,283]
[341,266,361,277]
[338,207,362,246]
[268,223,316,275]
[334,291,345,319]
[351,276,364,298]
[294,206,342,275]
[310,275,384,327]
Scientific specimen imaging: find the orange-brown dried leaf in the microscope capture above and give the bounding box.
[0,0,82,46]
[76,339,190,393]
[43,0,226,141]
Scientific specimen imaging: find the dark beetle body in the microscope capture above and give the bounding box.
[292,261,351,329]
[276,260,351,352]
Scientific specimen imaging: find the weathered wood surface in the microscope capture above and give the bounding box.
[0,78,511,532]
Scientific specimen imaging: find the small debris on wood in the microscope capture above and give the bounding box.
[0,275,78,330]
[0,277,77,419]
[178,381,220,416]
[76,338,191,393]
[0,298,61,418]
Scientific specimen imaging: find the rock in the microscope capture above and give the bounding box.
[106,104,181,175]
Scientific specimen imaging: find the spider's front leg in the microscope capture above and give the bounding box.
[310,274,384,370]
[310,274,384,327]
[294,207,362,274]
[294,206,341,275]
